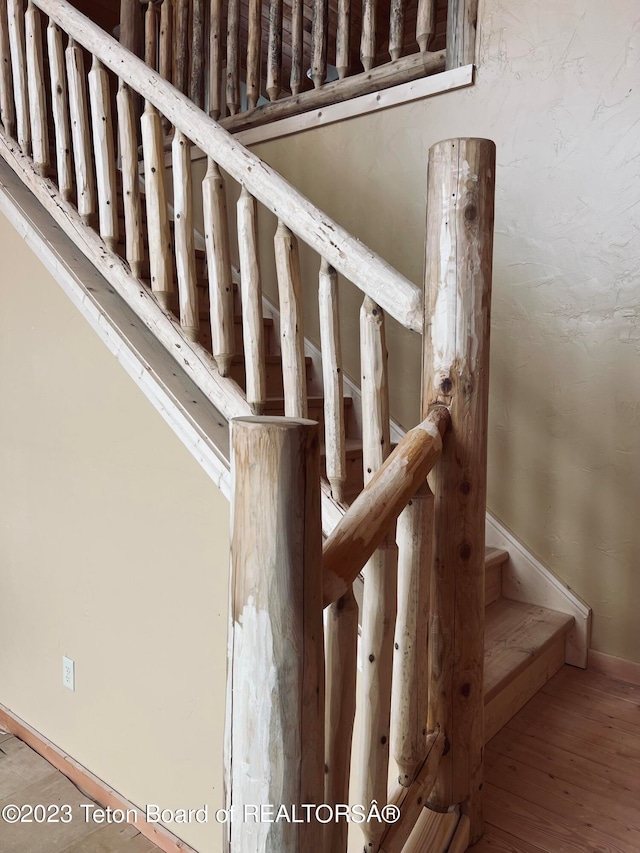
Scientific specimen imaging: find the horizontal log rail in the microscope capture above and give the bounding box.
[322,404,450,606]
[31,0,424,333]
[220,50,446,135]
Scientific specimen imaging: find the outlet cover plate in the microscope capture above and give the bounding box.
[63,656,75,692]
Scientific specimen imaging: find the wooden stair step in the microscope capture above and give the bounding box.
[484,547,508,606]
[483,599,574,742]
[228,354,312,397]
[263,396,353,435]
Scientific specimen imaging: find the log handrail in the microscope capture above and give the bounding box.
[322,404,450,606]
[31,0,424,334]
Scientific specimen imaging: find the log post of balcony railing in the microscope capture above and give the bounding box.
[446,0,478,69]
[228,416,324,852]
[423,137,496,844]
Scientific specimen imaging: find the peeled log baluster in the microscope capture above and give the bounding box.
[25,1,48,176]
[424,138,496,844]
[289,0,302,95]
[360,0,376,72]
[225,0,240,115]
[208,0,221,119]
[173,0,188,93]
[416,0,434,53]
[0,0,15,137]
[172,130,199,341]
[389,0,404,61]
[158,0,172,80]
[46,20,71,200]
[116,80,144,278]
[323,588,358,853]
[318,259,345,502]
[391,483,433,787]
[66,37,95,225]
[246,0,261,109]
[266,0,282,102]
[7,0,30,155]
[141,100,173,307]
[274,220,307,418]
[237,187,266,413]
[203,158,234,375]
[88,56,118,251]
[335,0,350,79]
[144,0,157,70]
[358,295,396,853]
[311,0,328,89]
[190,0,204,108]
[158,0,171,130]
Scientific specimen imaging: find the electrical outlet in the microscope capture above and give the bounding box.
[62,656,75,692]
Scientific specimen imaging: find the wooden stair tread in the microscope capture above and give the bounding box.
[484,547,508,607]
[484,599,574,705]
[485,547,508,571]
[263,396,353,408]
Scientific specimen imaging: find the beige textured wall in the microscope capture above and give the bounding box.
[252,0,640,661]
[0,214,228,852]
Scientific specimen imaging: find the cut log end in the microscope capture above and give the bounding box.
[215,353,234,377]
[329,478,346,504]
[155,291,171,310]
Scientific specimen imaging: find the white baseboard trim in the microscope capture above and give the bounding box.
[485,510,592,668]
[588,649,640,686]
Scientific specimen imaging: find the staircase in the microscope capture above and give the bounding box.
[0,1,590,851]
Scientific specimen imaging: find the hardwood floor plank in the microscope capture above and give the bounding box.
[509,692,640,760]
[484,782,632,853]
[469,825,554,853]
[558,667,640,704]
[485,751,640,846]
[488,726,640,805]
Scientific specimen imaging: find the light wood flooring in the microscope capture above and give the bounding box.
[0,729,160,853]
[471,664,640,853]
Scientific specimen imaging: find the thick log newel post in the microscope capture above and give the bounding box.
[423,137,496,842]
[228,417,324,853]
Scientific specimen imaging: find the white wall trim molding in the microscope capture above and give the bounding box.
[588,650,640,686]
[235,65,475,148]
[485,511,592,668]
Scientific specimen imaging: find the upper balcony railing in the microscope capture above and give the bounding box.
[122,0,475,134]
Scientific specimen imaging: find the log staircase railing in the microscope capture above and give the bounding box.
[128,0,466,133]
[230,137,495,853]
[0,1,495,849]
